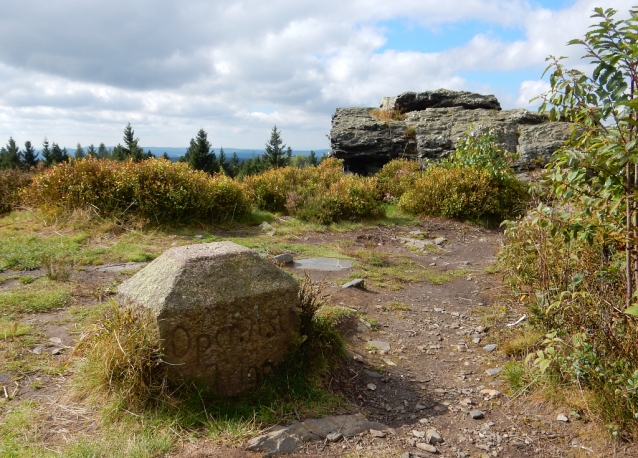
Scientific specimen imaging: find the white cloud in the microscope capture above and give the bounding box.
[0,0,634,148]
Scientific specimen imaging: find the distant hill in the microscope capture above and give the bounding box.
[33,147,330,161]
[144,147,330,161]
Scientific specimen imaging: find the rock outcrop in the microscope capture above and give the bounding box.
[330,89,573,175]
[116,241,299,397]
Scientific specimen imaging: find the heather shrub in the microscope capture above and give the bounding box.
[288,174,384,224]
[376,158,423,201]
[0,168,33,213]
[242,166,310,213]
[398,166,527,222]
[26,158,249,224]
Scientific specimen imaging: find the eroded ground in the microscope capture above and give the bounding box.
[0,214,635,457]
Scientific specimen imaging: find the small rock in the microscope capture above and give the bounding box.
[382,358,397,366]
[49,337,62,344]
[429,263,436,266]
[32,347,43,355]
[259,221,274,231]
[556,414,569,422]
[368,341,391,352]
[426,429,443,444]
[486,367,502,376]
[364,370,383,378]
[352,353,365,363]
[479,389,501,398]
[273,253,294,264]
[459,398,474,406]
[194,234,205,239]
[367,383,377,391]
[415,403,427,410]
[412,430,425,438]
[416,442,438,453]
[51,347,64,355]
[326,432,343,442]
[476,326,488,333]
[472,337,481,344]
[483,344,497,352]
[466,276,473,281]
[342,278,365,289]
[370,429,387,438]
[434,237,447,246]
[470,410,485,420]
[401,453,411,458]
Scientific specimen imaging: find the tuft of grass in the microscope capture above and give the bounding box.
[0,319,32,340]
[502,327,543,356]
[382,301,411,312]
[0,234,83,271]
[0,279,72,314]
[0,401,53,457]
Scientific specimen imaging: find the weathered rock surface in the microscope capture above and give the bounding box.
[246,413,391,454]
[330,89,573,174]
[116,241,299,396]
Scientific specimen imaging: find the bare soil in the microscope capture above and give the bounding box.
[1,218,635,457]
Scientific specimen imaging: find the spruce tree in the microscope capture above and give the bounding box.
[0,137,21,169]
[41,138,53,166]
[185,129,218,173]
[86,144,97,158]
[309,150,318,166]
[74,143,85,160]
[218,147,228,174]
[22,141,38,168]
[47,143,69,165]
[263,125,291,169]
[97,143,109,159]
[122,123,144,161]
[228,152,241,178]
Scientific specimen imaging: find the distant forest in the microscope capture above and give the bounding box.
[0,123,326,179]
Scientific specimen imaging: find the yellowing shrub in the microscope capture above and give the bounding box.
[376,158,423,201]
[26,158,249,224]
[0,169,33,214]
[288,174,384,224]
[242,166,310,213]
[398,166,527,222]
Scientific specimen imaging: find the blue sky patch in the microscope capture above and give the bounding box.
[376,19,526,54]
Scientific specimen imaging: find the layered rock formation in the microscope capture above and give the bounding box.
[329,89,573,175]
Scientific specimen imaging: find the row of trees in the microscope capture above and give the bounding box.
[0,124,320,178]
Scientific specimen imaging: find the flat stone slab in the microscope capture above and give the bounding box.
[246,414,391,454]
[342,278,364,289]
[291,257,353,271]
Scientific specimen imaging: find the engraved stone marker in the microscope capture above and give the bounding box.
[116,242,300,396]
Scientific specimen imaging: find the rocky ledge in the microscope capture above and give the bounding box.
[329,89,572,175]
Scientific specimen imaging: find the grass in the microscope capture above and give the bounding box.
[0,401,55,457]
[0,279,72,314]
[0,319,32,340]
[382,301,411,312]
[502,327,543,356]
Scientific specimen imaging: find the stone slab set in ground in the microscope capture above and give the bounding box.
[329,88,573,174]
[116,241,300,396]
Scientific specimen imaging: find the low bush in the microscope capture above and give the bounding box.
[499,206,638,434]
[242,166,309,213]
[25,158,249,224]
[398,166,527,222]
[0,168,33,214]
[287,174,384,224]
[375,158,423,202]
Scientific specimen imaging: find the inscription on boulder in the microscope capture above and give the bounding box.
[116,242,300,396]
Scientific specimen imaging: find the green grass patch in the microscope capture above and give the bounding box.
[0,401,54,457]
[0,234,85,271]
[0,319,32,340]
[0,279,72,313]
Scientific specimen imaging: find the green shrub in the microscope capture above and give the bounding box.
[376,158,423,201]
[398,166,527,222]
[25,158,249,224]
[0,168,33,214]
[242,166,309,213]
[288,174,384,224]
[500,206,638,433]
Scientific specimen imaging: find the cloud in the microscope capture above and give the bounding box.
[0,0,634,148]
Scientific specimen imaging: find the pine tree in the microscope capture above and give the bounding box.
[47,143,69,166]
[22,141,38,168]
[97,143,110,159]
[218,147,228,174]
[185,129,218,173]
[122,123,145,161]
[41,138,53,166]
[309,150,318,166]
[74,143,85,160]
[86,144,97,158]
[227,152,241,178]
[0,137,22,169]
[263,125,291,169]
[162,152,171,160]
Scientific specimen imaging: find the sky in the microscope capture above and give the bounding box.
[0,0,635,150]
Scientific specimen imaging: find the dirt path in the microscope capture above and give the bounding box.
[2,219,635,457]
[180,221,633,457]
